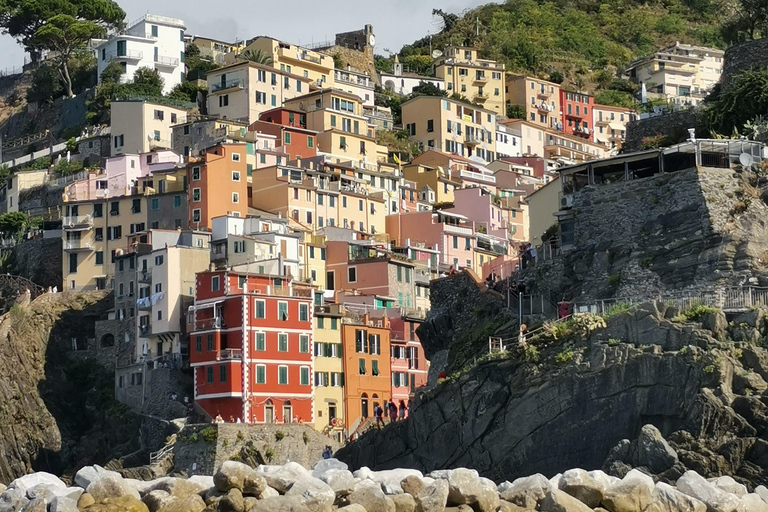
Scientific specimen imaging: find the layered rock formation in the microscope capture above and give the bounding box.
[339,302,768,489]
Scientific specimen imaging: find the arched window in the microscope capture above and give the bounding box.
[283,400,293,423]
[100,333,115,347]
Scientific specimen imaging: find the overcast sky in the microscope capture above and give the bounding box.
[0,0,493,71]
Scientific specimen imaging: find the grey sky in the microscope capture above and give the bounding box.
[0,0,492,72]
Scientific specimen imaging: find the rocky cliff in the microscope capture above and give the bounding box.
[338,301,768,489]
[0,291,145,485]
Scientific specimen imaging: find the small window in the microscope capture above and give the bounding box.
[299,303,309,322]
[212,276,220,291]
[255,300,265,319]
[348,267,357,283]
[256,365,266,384]
[278,333,288,351]
[232,171,241,181]
[255,332,266,351]
[231,153,241,162]
[278,301,288,320]
[299,334,309,353]
[278,366,288,385]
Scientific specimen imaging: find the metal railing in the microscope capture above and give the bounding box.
[62,215,93,227]
[108,50,143,61]
[212,79,243,92]
[64,240,93,250]
[194,317,224,330]
[149,441,175,465]
[155,55,179,67]
[218,348,242,361]
[139,269,152,282]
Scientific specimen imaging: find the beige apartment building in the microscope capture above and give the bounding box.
[626,42,724,106]
[231,36,335,87]
[401,95,497,163]
[283,89,387,163]
[190,36,244,65]
[206,61,313,124]
[501,119,547,157]
[111,99,190,155]
[544,131,608,166]
[592,104,637,153]
[505,75,562,131]
[434,46,506,115]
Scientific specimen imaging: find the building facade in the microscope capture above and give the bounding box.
[434,47,506,115]
[506,75,562,131]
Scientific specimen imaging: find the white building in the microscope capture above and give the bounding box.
[94,14,186,95]
[495,122,522,158]
[379,56,445,96]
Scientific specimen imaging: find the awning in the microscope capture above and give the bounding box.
[187,299,226,312]
[433,210,468,220]
[608,122,625,132]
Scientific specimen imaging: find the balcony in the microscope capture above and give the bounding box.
[535,102,554,112]
[149,138,171,150]
[459,169,496,184]
[62,215,93,230]
[442,223,473,236]
[537,89,551,99]
[217,349,242,361]
[138,269,152,283]
[194,317,224,331]
[108,50,143,62]
[63,240,93,251]
[139,323,152,337]
[154,55,179,68]
[473,74,488,84]
[473,91,489,101]
[137,299,152,311]
[464,134,483,146]
[211,78,244,94]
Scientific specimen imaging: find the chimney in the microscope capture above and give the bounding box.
[296,156,302,168]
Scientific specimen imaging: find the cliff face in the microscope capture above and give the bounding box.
[0,292,143,484]
[338,302,768,488]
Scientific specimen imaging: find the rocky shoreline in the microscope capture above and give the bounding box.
[1,458,767,512]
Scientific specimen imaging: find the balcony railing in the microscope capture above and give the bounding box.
[218,349,242,361]
[212,78,243,92]
[149,138,171,149]
[537,89,551,98]
[108,50,143,61]
[138,269,152,282]
[535,102,554,112]
[464,134,483,145]
[473,92,489,101]
[459,169,496,184]
[268,286,313,298]
[442,224,473,236]
[155,55,179,67]
[194,317,224,330]
[63,240,93,250]
[298,51,322,64]
[62,215,93,228]
[139,323,152,337]
[473,74,488,83]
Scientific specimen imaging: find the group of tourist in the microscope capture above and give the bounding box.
[519,243,537,269]
[373,399,408,427]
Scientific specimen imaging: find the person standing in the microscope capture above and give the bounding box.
[398,400,406,420]
[375,403,384,428]
[388,401,397,423]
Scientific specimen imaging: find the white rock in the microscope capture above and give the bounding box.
[712,476,747,497]
[737,493,768,512]
[558,468,604,508]
[588,470,620,490]
[260,462,312,494]
[74,466,121,490]
[352,467,375,481]
[548,473,562,489]
[26,484,83,504]
[348,480,395,512]
[284,476,335,512]
[677,471,740,512]
[8,473,66,494]
[187,476,214,493]
[602,469,656,512]
[86,475,141,503]
[49,496,78,512]
[646,482,706,512]
[370,469,423,495]
[414,479,448,512]
[539,489,593,512]
[124,479,155,496]
[311,459,348,480]
[427,471,451,480]
[260,487,280,499]
[496,481,512,494]
[498,474,551,509]
[755,485,768,504]
[317,469,355,497]
[445,468,483,505]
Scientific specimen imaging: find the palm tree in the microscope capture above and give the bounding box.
[239,49,273,65]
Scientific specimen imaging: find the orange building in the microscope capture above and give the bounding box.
[188,143,249,230]
[342,315,392,427]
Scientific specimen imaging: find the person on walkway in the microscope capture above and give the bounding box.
[529,245,537,266]
[398,400,406,420]
[388,401,397,423]
[375,404,384,428]
[214,413,224,424]
[449,266,457,276]
[438,371,447,383]
[322,445,333,459]
[518,323,528,347]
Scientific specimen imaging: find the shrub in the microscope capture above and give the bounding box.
[703,364,716,374]
[236,431,245,442]
[524,345,540,363]
[303,432,310,444]
[201,426,217,443]
[540,313,606,340]
[190,432,199,443]
[641,257,653,268]
[275,430,285,441]
[732,200,748,214]
[608,338,620,346]
[608,274,621,286]
[555,349,574,364]
[265,447,275,462]
[680,304,720,321]
[603,303,631,318]
[229,454,242,461]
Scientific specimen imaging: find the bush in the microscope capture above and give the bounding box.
[555,349,574,364]
[603,303,631,318]
[302,432,310,444]
[608,274,621,286]
[201,426,217,443]
[641,257,653,268]
[264,447,275,462]
[524,345,540,363]
[672,304,721,323]
[275,430,285,441]
[236,431,245,442]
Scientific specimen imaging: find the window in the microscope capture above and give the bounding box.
[299,303,309,322]
[211,276,220,291]
[195,336,202,353]
[277,333,289,352]
[219,95,229,107]
[372,359,379,376]
[231,153,240,162]
[173,195,182,208]
[232,192,239,203]
[368,334,380,355]
[192,188,201,202]
[192,209,201,223]
[397,265,402,282]
[232,171,241,181]
[358,199,363,212]
[154,109,164,121]
[110,201,119,216]
[192,167,201,180]
[358,358,366,375]
[206,367,213,383]
[278,366,288,384]
[453,236,458,249]
[154,255,163,266]
[317,316,324,328]
[299,334,309,353]
[284,132,291,144]
[95,251,104,265]
[207,333,214,350]
[278,301,288,320]
[220,365,227,382]
[307,136,314,148]
[300,367,309,386]
[255,332,266,351]
[348,267,357,283]
[256,365,266,384]
[339,136,347,149]
[331,318,338,330]
[255,91,266,104]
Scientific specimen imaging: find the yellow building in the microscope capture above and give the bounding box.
[625,42,724,106]
[283,89,387,163]
[111,99,191,155]
[505,74,562,131]
[303,234,327,290]
[526,178,560,246]
[434,46,506,116]
[592,104,637,154]
[544,131,608,166]
[191,36,244,65]
[402,159,460,206]
[232,37,335,87]
[401,95,497,163]
[63,194,148,291]
[312,302,345,440]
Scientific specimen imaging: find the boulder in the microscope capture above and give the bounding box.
[311,459,348,480]
[444,469,483,506]
[284,477,335,512]
[8,473,66,494]
[261,487,280,499]
[317,469,355,497]
[538,489,593,512]
[474,478,501,512]
[247,496,312,512]
[352,468,375,481]
[348,481,395,512]
[24,498,46,512]
[81,495,149,512]
[186,476,214,493]
[124,480,155,497]
[558,469,604,508]
[142,490,173,512]
[738,494,768,512]
[635,425,678,474]
[26,484,83,504]
[712,476,747,496]
[74,466,122,490]
[156,495,206,512]
[677,471,740,512]
[145,478,209,498]
[401,477,426,497]
[587,471,619,491]
[257,462,311,494]
[50,496,79,512]
[602,469,655,512]
[219,488,245,512]
[646,482,706,512]
[499,501,533,512]
[337,506,368,512]
[87,475,141,503]
[498,474,551,509]
[755,485,768,503]
[215,462,268,497]
[371,469,424,495]
[78,493,96,509]
[414,479,449,512]
[244,497,258,511]
[391,493,417,512]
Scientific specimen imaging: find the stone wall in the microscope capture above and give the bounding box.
[623,111,697,153]
[77,135,110,168]
[115,363,192,420]
[323,45,376,81]
[722,38,768,85]
[10,237,62,289]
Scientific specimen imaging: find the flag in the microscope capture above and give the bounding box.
[393,153,401,165]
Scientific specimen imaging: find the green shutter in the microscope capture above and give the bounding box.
[359,358,365,374]
[340,372,345,386]
[372,359,379,375]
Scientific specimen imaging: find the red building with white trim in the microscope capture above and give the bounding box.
[559,90,594,141]
[189,270,314,423]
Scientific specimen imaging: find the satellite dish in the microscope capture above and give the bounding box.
[431,50,443,59]
[739,153,754,167]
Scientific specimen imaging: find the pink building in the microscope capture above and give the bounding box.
[449,187,509,241]
[480,254,519,280]
[386,210,475,271]
[389,315,428,404]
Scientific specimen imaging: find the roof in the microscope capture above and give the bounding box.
[399,94,497,115]
[191,35,241,47]
[524,178,560,201]
[284,88,363,103]
[207,60,313,82]
[434,210,467,220]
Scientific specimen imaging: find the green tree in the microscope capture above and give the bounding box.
[506,104,527,119]
[168,81,206,103]
[99,60,122,83]
[703,67,768,136]
[594,89,635,108]
[184,43,219,75]
[0,0,124,63]
[722,0,768,43]
[403,54,433,75]
[432,8,459,32]
[239,49,273,65]
[332,53,343,69]
[29,14,105,96]
[26,63,63,103]
[411,81,446,97]
[548,70,564,84]
[0,212,28,236]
